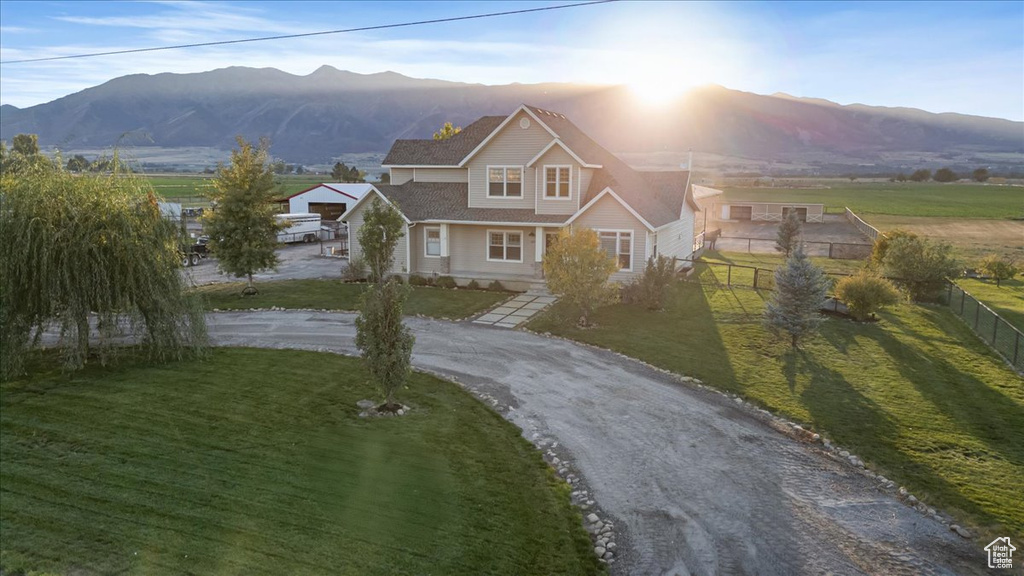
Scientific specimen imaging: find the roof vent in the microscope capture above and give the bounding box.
[520,117,531,129]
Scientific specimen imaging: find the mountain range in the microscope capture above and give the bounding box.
[2,65,1022,173]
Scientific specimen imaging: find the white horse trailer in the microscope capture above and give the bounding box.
[275,213,322,243]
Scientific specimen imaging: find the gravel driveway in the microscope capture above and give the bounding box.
[183,243,346,286]
[207,310,981,576]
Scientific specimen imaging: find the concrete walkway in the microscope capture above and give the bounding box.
[206,310,980,576]
[472,292,557,328]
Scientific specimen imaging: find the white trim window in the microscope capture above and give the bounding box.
[424,226,441,258]
[488,166,523,198]
[599,230,632,271]
[487,230,523,262]
[544,165,571,199]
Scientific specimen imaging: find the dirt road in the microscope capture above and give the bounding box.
[207,310,982,576]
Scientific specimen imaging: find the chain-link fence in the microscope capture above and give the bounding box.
[943,283,1024,373]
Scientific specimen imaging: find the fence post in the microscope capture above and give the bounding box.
[1015,331,1021,367]
[974,299,980,330]
[960,289,966,315]
[993,317,998,345]
[727,265,732,286]
[947,281,953,305]
[828,243,834,259]
[747,238,752,253]
[754,268,759,289]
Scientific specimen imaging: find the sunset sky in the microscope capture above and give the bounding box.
[1,1,1021,120]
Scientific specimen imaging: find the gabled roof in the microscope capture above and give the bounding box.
[358,182,569,225]
[382,116,505,166]
[275,182,372,203]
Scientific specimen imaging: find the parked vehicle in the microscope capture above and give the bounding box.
[180,235,209,267]
[275,213,322,243]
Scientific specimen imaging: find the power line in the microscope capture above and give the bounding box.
[1,0,618,65]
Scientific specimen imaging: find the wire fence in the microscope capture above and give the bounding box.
[942,283,1024,372]
[711,236,872,259]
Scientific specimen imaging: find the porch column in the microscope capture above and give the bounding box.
[440,223,451,274]
[533,226,544,279]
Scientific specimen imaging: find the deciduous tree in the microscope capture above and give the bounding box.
[909,169,931,182]
[0,155,207,380]
[933,167,958,183]
[978,254,1018,287]
[357,197,406,282]
[881,235,959,301]
[433,122,462,141]
[972,167,990,182]
[202,137,285,295]
[763,246,829,348]
[543,227,618,327]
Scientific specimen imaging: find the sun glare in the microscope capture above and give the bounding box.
[624,54,702,106]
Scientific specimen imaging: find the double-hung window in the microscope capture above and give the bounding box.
[424,226,441,257]
[487,231,522,262]
[544,166,571,199]
[488,167,522,198]
[599,230,632,271]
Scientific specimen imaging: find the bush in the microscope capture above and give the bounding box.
[933,167,958,183]
[408,274,430,286]
[388,274,406,284]
[343,255,368,282]
[871,229,918,267]
[882,236,960,302]
[542,227,618,327]
[466,279,481,290]
[909,169,931,182]
[834,272,901,321]
[488,280,505,292]
[435,276,457,289]
[629,255,676,310]
[979,254,1019,287]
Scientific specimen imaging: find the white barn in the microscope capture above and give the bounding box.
[279,183,373,220]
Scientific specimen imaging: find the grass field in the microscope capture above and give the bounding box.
[864,214,1024,262]
[0,349,598,576]
[701,250,868,277]
[722,182,1022,219]
[199,279,509,319]
[957,277,1024,333]
[528,269,1024,538]
[144,174,327,202]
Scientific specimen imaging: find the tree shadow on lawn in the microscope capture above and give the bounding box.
[871,308,1024,472]
[788,347,1000,530]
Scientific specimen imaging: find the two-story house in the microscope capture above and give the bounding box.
[341,104,701,289]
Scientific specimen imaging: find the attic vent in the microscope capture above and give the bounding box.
[520,117,531,129]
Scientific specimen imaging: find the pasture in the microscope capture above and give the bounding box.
[144,174,326,203]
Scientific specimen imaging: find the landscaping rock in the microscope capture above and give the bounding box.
[951,525,972,539]
[594,546,606,557]
[907,495,918,505]
[607,542,617,550]
[586,513,599,524]
[604,551,614,560]
[356,399,376,409]
[840,450,850,458]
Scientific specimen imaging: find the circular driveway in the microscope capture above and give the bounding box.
[208,310,981,575]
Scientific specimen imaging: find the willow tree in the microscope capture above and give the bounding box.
[202,137,284,295]
[0,157,207,380]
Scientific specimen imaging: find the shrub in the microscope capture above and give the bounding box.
[343,255,368,282]
[909,169,931,182]
[435,276,457,289]
[466,279,481,290]
[933,167,958,183]
[631,255,676,310]
[388,274,406,284]
[488,280,506,292]
[871,229,918,266]
[834,272,901,321]
[542,227,618,327]
[882,236,960,302]
[408,274,430,286]
[978,254,1019,287]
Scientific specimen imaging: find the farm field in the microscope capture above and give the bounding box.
[144,174,326,202]
[0,349,597,576]
[865,214,1024,262]
[198,279,509,319]
[721,182,1022,219]
[528,270,1024,538]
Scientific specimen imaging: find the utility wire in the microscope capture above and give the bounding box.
[1,0,618,65]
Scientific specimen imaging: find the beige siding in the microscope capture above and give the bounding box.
[391,168,413,185]
[572,194,648,282]
[414,168,467,183]
[345,198,408,274]
[467,110,553,209]
[534,146,580,216]
[654,210,696,262]
[449,225,537,278]
[409,224,444,275]
[578,168,595,210]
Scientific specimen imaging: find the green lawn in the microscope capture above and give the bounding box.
[199,279,510,319]
[701,250,868,276]
[722,183,1022,218]
[529,270,1024,538]
[0,349,598,576]
[957,276,1024,333]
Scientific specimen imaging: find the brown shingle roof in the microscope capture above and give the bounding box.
[375,182,569,224]
[382,116,505,166]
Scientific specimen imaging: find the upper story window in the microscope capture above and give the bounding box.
[488,166,522,198]
[544,166,571,199]
[599,230,632,271]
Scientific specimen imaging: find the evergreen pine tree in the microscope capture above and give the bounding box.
[775,210,802,257]
[764,246,829,348]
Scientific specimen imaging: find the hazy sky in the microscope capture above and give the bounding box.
[1,1,1022,120]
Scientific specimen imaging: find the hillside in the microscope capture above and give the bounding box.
[2,65,1021,172]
